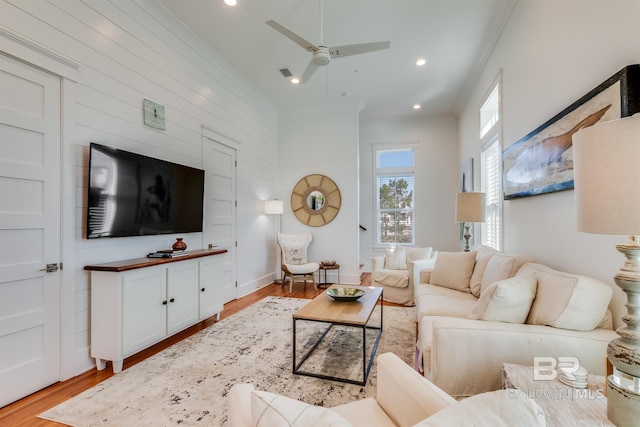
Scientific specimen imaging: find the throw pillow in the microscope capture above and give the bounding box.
[284,247,307,265]
[414,389,545,427]
[429,251,477,293]
[479,253,534,294]
[469,273,537,323]
[469,245,499,297]
[385,247,408,270]
[405,247,433,264]
[520,263,613,331]
[251,390,352,427]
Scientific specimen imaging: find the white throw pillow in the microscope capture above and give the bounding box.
[414,389,545,427]
[469,273,537,323]
[284,247,307,265]
[251,390,352,427]
[429,251,477,293]
[480,253,534,294]
[385,247,408,270]
[520,263,613,331]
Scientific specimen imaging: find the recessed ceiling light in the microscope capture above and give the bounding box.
[416,58,427,66]
[290,77,300,85]
[413,104,421,110]
[224,0,237,6]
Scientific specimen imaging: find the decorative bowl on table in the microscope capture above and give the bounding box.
[321,260,336,266]
[326,287,365,301]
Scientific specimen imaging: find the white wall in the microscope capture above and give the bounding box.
[459,0,640,328]
[1,0,279,377]
[359,114,460,270]
[279,107,360,284]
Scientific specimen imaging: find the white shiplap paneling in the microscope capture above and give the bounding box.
[1,0,279,376]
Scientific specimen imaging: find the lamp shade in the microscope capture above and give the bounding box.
[455,192,486,223]
[573,114,640,235]
[264,199,283,215]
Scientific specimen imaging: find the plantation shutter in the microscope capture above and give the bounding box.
[481,138,501,250]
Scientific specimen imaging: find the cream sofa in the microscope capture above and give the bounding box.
[371,247,437,306]
[413,246,619,399]
[227,352,545,427]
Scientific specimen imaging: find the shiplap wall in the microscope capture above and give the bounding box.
[1,0,279,375]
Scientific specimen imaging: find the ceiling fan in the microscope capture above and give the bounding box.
[266,3,390,84]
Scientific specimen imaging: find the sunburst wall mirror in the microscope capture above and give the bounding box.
[291,174,341,226]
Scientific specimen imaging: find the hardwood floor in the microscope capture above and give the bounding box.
[0,276,377,426]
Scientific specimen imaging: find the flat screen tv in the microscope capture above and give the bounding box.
[87,142,205,239]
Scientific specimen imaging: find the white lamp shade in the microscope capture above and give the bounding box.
[455,192,486,223]
[573,114,640,235]
[264,199,283,215]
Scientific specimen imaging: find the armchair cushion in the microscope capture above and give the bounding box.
[520,263,613,331]
[373,269,410,288]
[251,390,351,426]
[385,247,408,270]
[429,251,476,293]
[406,247,433,264]
[469,272,537,323]
[413,390,545,427]
[283,246,307,265]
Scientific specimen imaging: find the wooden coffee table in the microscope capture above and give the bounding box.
[292,285,383,385]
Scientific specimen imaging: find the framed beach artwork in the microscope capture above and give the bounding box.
[503,64,640,200]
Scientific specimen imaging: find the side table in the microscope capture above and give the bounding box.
[501,363,614,426]
[318,263,340,288]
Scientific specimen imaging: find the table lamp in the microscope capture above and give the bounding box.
[455,192,486,251]
[573,114,640,427]
[264,199,284,283]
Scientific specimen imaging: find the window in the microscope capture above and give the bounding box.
[374,147,415,246]
[480,78,502,250]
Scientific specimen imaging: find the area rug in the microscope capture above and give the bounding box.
[39,296,416,426]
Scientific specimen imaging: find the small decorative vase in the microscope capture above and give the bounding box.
[172,238,187,251]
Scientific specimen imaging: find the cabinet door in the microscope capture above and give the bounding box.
[199,254,226,320]
[122,267,167,356]
[167,261,199,335]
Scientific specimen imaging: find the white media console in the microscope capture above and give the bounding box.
[86,249,228,373]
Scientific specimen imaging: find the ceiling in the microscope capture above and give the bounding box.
[158,0,515,120]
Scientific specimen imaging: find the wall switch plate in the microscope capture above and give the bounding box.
[143,99,166,130]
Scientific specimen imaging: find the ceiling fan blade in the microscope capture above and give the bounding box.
[329,41,390,58]
[300,60,319,83]
[265,20,319,52]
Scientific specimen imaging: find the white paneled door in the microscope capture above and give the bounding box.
[0,54,61,407]
[203,138,237,303]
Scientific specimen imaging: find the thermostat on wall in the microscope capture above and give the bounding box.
[143,99,166,130]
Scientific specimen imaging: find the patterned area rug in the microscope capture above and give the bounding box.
[39,296,416,426]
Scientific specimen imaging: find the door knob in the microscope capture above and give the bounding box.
[39,263,59,273]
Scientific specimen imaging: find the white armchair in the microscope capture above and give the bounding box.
[371,247,436,306]
[277,232,320,293]
[227,352,545,427]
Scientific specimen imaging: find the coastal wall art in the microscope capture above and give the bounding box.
[503,64,640,200]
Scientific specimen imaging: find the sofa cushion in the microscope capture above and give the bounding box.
[251,390,352,426]
[430,251,477,293]
[385,247,407,270]
[519,263,613,331]
[469,273,537,323]
[480,253,534,294]
[417,294,478,322]
[469,245,500,297]
[372,269,409,288]
[413,389,545,427]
